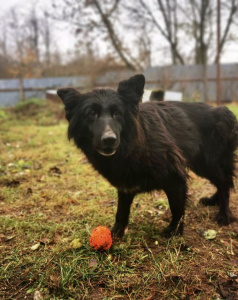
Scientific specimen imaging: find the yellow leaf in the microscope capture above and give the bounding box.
[203,229,217,240]
[30,242,40,251]
[70,239,82,249]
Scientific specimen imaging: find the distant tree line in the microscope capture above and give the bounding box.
[0,0,237,80]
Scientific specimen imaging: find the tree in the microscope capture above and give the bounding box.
[214,0,238,63]
[41,11,53,70]
[126,0,238,65]
[26,6,40,62]
[51,0,147,70]
[5,8,42,99]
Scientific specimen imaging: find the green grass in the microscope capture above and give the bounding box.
[0,101,238,299]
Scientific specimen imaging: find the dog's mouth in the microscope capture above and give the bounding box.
[98,148,117,156]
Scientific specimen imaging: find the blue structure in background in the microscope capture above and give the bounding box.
[0,64,238,106]
[0,76,87,107]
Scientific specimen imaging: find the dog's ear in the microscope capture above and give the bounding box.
[57,88,80,121]
[118,74,145,104]
[57,88,79,106]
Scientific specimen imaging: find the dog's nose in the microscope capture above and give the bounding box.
[101,125,117,146]
[101,134,117,146]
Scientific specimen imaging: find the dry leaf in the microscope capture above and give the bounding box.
[70,238,82,249]
[88,258,98,269]
[20,268,30,276]
[0,234,5,242]
[202,229,217,240]
[66,198,78,204]
[5,235,15,242]
[50,274,60,285]
[31,242,40,251]
[34,291,43,300]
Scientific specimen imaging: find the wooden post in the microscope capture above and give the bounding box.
[18,77,25,102]
[216,0,221,106]
[203,64,208,102]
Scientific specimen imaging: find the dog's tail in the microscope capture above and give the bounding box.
[214,106,238,153]
[228,109,238,152]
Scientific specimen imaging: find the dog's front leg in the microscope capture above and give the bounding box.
[163,176,187,237]
[111,191,135,238]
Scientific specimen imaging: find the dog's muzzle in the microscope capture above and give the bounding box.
[98,127,118,156]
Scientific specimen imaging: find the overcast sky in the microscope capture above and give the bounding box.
[1,0,238,65]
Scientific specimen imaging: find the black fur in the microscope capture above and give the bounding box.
[58,74,238,238]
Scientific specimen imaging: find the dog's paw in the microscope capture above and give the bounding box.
[111,223,127,239]
[216,212,235,226]
[200,197,217,206]
[162,223,183,238]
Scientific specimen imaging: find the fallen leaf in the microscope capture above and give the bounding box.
[5,235,15,242]
[203,229,217,240]
[31,242,41,251]
[107,254,113,261]
[53,232,62,243]
[228,272,237,279]
[40,237,52,245]
[0,234,6,242]
[50,274,60,285]
[66,198,78,204]
[20,268,30,276]
[49,166,61,176]
[34,291,43,300]
[88,258,98,269]
[70,238,82,249]
[7,163,15,168]
[61,237,70,243]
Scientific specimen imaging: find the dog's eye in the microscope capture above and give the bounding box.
[113,110,120,117]
[89,110,97,117]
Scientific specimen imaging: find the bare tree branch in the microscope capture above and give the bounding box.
[214,0,238,63]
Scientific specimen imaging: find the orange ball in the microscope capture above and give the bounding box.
[89,226,112,251]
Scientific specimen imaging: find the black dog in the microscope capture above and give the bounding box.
[57,74,237,238]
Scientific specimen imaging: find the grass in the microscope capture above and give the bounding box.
[0,100,238,299]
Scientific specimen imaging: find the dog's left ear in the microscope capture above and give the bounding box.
[118,74,145,104]
[57,88,80,121]
[57,88,79,106]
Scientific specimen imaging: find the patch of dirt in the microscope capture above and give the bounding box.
[218,278,238,299]
[0,179,21,187]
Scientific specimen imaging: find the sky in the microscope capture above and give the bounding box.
[1,0,238,65]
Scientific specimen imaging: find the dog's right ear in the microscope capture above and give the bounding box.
[118,74,145,104]
[57,88,80,121]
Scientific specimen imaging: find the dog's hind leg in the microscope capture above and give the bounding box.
[216,189,230,225]
[163,176,187,237]
[200,192,219,206]
[215,183,236,225]
[202,163,235,225]
[111,191,135,238]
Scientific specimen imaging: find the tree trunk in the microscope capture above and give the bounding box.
[92,0,137,70]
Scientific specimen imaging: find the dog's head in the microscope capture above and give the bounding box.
[57,74,145,156]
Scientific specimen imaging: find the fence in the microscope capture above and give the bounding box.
[0,76,88,107]
[0,63,238,107]
[144,64,238,102]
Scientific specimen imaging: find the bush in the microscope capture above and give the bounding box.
[0,110,7,119]
[14,98,46,113]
